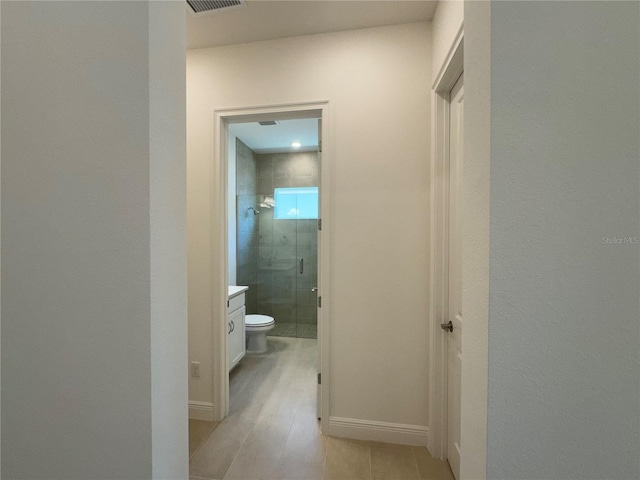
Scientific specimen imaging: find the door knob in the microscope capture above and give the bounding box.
[311,287,318,292]
[441,321,453,332]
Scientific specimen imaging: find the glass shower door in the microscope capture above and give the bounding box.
[295,219,318,339]
[256,204,318,339]
[257,206,297,337]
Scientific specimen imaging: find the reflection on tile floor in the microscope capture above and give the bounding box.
[189,337,453,480]
[269,322,317,339]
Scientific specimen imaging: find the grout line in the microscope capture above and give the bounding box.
[229,361,260,408]
[189,421,220,461]
[219,373,273,479]
[321,435,329,480]
[411,447,423,480]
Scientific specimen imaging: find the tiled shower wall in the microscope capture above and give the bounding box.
[255,151,319,193]
[236,147,319,338]
[236,139,259,313]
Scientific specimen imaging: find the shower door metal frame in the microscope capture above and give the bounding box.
[212,101,331,432]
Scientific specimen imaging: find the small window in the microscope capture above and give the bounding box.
[274,187,318,220]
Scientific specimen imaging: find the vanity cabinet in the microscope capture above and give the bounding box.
[227,290,246,371]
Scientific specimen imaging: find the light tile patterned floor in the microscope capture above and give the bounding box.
[189,337,454,480]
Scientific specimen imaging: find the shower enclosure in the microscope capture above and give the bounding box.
[236,140,319,339]
[255,206,317,338]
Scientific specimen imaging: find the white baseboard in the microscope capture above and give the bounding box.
[327,416,428,446]
[189,401,215,421]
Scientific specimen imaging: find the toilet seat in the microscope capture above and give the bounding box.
[246,314,275,328]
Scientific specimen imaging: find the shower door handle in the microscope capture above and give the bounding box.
[300,258,304,274]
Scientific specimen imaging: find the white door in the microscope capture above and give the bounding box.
[316,118,322,419]
[445,73,463,480]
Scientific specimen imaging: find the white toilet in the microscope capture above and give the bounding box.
[245,314,275,354]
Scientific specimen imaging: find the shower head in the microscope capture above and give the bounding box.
[248,206,260,215]
[259,195,275,209]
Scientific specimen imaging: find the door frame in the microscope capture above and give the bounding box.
[211,101,331,431]
[428,28,463,460]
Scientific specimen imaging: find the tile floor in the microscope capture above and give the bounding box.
[268,323,298,337]
[189,337,454,480]
[270,323,318,339]
[189,419,220,460]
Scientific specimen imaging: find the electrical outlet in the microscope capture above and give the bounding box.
[191,361,200,378]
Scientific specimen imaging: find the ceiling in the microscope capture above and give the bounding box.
[187,0,438,50]
[229,118,319,153]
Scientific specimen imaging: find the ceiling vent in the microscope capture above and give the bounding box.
[258,121,278,126]
[187,0,245,15]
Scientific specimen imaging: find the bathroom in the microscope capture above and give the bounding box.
[188,115,324,466]
[229,118,320,353]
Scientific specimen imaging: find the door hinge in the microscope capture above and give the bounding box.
[318,140,322,153]
[317,373,321,385]
[318,296,322,308]
[318,218,322,231]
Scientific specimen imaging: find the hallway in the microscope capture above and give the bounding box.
[189,337,453,480]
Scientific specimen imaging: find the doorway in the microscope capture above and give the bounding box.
[211,102,331,426]
[229,119,320,340]
[428,34,464,478]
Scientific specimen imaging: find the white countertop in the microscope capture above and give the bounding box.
[228,285,249,298]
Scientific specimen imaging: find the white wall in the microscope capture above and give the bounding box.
[460,2,490,479]
[149,2,189,478]
[1,2,187,478]
[188,23,432,430]
[487,2,639,478]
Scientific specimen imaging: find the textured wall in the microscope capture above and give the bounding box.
[487,2,640,478]
[1,2,187,478]
[149,2,188,477]
[460,2,490,478]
